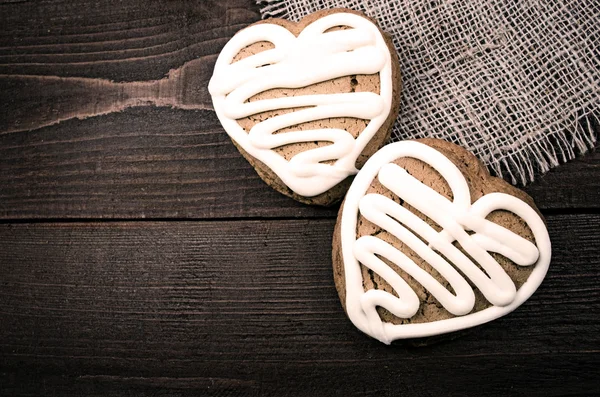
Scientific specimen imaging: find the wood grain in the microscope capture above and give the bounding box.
[0,0,259,133]
[0,0,259,80]
[0,0,332,219]
[1,215,599,396]
[0,107,337,219]
[0,56,218,134]
[523,148,600,210]
[0,104,598,219]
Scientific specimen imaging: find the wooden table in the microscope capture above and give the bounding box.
[1,1,599,396]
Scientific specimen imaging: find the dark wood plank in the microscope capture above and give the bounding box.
[1,214,598,396]
[0,0,259,81]
[1,0,598,220]
[0,0,261,134]
[0,104,598,219]
[0,107,336,219]
[0,0,332,219]
[523,147,600,210]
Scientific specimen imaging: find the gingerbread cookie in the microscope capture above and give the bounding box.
[208,9,401,205]
[332,139,551,344]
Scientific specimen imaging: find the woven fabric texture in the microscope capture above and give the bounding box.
[258,0,599,184]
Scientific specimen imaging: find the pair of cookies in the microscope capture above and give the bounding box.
[209,9,551,344]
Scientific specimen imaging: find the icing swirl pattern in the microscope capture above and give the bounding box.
[209,13,393,197]
[340,141,551,343]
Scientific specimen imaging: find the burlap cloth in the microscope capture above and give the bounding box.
[258,0,599,184]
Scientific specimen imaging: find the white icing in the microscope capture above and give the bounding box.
[208,13,393,197]
[340,141,551,344]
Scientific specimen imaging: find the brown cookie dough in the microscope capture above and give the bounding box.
[212,8,402,206]
[332,138,547,342]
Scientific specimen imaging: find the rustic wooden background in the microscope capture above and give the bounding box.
[1,1,599,396]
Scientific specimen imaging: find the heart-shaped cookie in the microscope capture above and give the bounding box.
[332,139,551,344]
[208,9,401,205]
